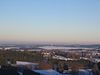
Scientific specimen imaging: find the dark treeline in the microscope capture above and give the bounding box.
[0,50,43,65]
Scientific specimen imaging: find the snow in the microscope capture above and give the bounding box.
[34,69,94,75]
[34,69,64,75]
[16,61,38,65]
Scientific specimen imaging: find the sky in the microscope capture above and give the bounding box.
[0,0,100,44]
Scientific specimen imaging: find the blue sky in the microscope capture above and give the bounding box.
[0,0,100,44]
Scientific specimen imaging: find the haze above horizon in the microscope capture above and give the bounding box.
[0,0,100,44]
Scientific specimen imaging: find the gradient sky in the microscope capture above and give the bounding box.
[0,0,100,44]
